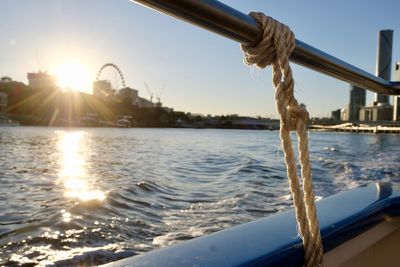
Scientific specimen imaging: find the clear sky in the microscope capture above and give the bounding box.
[1,0,400,118]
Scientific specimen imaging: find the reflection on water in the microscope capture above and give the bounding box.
[57,131,105,202]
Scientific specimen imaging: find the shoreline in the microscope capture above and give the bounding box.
[3,123,400,134]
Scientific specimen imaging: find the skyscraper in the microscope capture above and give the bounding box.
[348,85,366,121]
[374,30,393,104]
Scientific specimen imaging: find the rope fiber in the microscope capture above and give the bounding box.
[241,12,323,267]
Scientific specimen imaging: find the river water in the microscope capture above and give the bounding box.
[0,127,399,266]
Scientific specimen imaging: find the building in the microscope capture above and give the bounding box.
[331,109,341,121]
[162,106,173,113]
[27,71,57,89]
[0,92,7,114]
[359,104,393,122]
[348,85,366,121]
[230,117,279,130]
[119,87,139,106]
[115,85,154,108]
[374,30,393,105]
[0,79,10,117]
[393,61,400,121]
[394,97,400,121]
[138,97,154,108]
[357,30,393,122]
[340,107,349,121]
[93,80,113,98]
[0,77,12,83]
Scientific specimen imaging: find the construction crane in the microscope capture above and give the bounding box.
[144,82,154,103]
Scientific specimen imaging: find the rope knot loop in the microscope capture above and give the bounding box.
[241,12,295,69]
[285,104,309,131]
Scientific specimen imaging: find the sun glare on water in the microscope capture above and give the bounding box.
[53,62,91,92]
[58,131,105,202]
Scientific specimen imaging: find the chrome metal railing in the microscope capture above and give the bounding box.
[132,0,400,95]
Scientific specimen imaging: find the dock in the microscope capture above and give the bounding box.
[310,123,400,133]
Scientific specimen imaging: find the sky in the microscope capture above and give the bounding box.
[1,0,400,118]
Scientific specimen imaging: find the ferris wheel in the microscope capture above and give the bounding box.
[96,63,126,90]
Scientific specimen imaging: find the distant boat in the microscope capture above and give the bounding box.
[116,118,131,128]
[116,116,133,128]
[80,113,99,127]
[0,115,20,126]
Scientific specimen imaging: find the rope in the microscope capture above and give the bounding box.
[241,12,323,267]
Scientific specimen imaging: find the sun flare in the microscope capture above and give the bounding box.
[53,62,91,92]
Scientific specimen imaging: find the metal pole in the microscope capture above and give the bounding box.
[131,0,400,95]
[375,30,393,103]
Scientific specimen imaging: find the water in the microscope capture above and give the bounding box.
[0,127,399,266]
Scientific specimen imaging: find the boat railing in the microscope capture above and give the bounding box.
[131,0,400,95]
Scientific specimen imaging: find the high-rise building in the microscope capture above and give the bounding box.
[374,30,393,104]
[27,72,57,89]
[359,30,394,122]
[348,85,366,121]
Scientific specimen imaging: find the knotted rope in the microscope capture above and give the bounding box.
[241,12,323,267]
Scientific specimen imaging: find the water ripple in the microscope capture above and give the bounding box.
[0,128,399,265]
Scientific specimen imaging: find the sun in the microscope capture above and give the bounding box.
[53,61,91,92]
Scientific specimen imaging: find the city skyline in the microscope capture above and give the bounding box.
[1,0,400,118]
